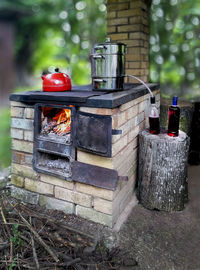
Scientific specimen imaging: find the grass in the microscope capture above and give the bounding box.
[0,107,11,168]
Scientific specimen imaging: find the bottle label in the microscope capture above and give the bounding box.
[149,107,159,118]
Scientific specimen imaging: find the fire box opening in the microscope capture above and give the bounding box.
[40,106,73,144]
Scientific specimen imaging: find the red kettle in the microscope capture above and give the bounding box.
[42,68,72,92]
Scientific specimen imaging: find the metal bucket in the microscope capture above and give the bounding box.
[91,39,126,91]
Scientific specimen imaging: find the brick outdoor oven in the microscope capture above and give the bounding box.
[10,0,159,229]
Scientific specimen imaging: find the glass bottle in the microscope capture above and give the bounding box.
[149,96,160,134]
[167,96,180,137]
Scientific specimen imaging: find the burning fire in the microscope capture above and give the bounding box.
[41,106,73,136]
[53,109,71,135]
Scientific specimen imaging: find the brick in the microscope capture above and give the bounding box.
[11,128,23,140]
[138,101,145,113]
[107,0,118,5]
[128,125,140,143]
[115,118,135,139]
[93,198,113,215]
[113,140,138,170]
[107,3,129,11]
[25,108,34,119]
[118,8,143,18]
[40,174,74,190]
[11,118,33,130]
[129,16,142,24]
[12,139,33,154]
[141,48,148,54]
[12,151,25,164]
[10,101,32,108]
[127,47,141,55]
[126,69,145,76]
[127,39,144,47]
[11,186,39,205]
[107,17,128,26]
[110,33,128,40]
[24,130,33,141]
[24,154,33,165]
[76,205,113,227]
[79,107,118,115]
[129,32,144,39]
[39,195,74,214]
[107,26,116,34]
[112,134,128,156]
[113,174,136,213]
[55,186,92,207]
[10,107,24,118]
[141,62,149,69]
[144,40,149,48]
[120,99,136,111]
[117,151,137,177]
[25,178,54,195]
[112,111,127,129]
[135,112,145,126]
[11,174,24,187]
[118,24,143,32]
[126,104,139,120]
[107,11,116,19]
[12,163,38,179]
[112,133,121,144]
[126,54,142,61]
[76,183,115,201]
[130,1,146,9]
[77,150,114,169]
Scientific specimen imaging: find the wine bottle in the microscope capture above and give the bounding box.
[168,96,180,137]
[149,96,160,134]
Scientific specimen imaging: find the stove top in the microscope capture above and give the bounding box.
[10,83,159,108]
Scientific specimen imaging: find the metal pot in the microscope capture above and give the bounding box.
[91,39,126,91]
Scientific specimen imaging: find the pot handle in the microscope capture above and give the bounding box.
[93,78,107,82]
[92,55,105,59]
[94,45,106,50]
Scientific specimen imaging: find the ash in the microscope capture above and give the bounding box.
[38,155,71,177]
[39,132,71,144]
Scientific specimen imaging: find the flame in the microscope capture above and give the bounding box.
[52,108,71,135]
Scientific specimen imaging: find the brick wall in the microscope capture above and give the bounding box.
[10,89,160,228]
[107,0,151,83]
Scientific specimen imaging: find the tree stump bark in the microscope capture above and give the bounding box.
[138,129,190,211]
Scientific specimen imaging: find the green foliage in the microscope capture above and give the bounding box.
[0,108,11,168]
[2,0,106,86]
[150,0,200,99]
[9,257,17,270]
[11,223,23,249]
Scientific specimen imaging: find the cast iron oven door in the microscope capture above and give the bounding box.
[72,111,112,157]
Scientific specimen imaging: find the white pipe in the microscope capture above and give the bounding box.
[126,74,154,97]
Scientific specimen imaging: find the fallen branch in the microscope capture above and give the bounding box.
[31,236,40,269]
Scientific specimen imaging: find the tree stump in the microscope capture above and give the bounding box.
[138,129,190,211]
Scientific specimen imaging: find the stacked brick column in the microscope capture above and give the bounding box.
[107,0,151,83]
